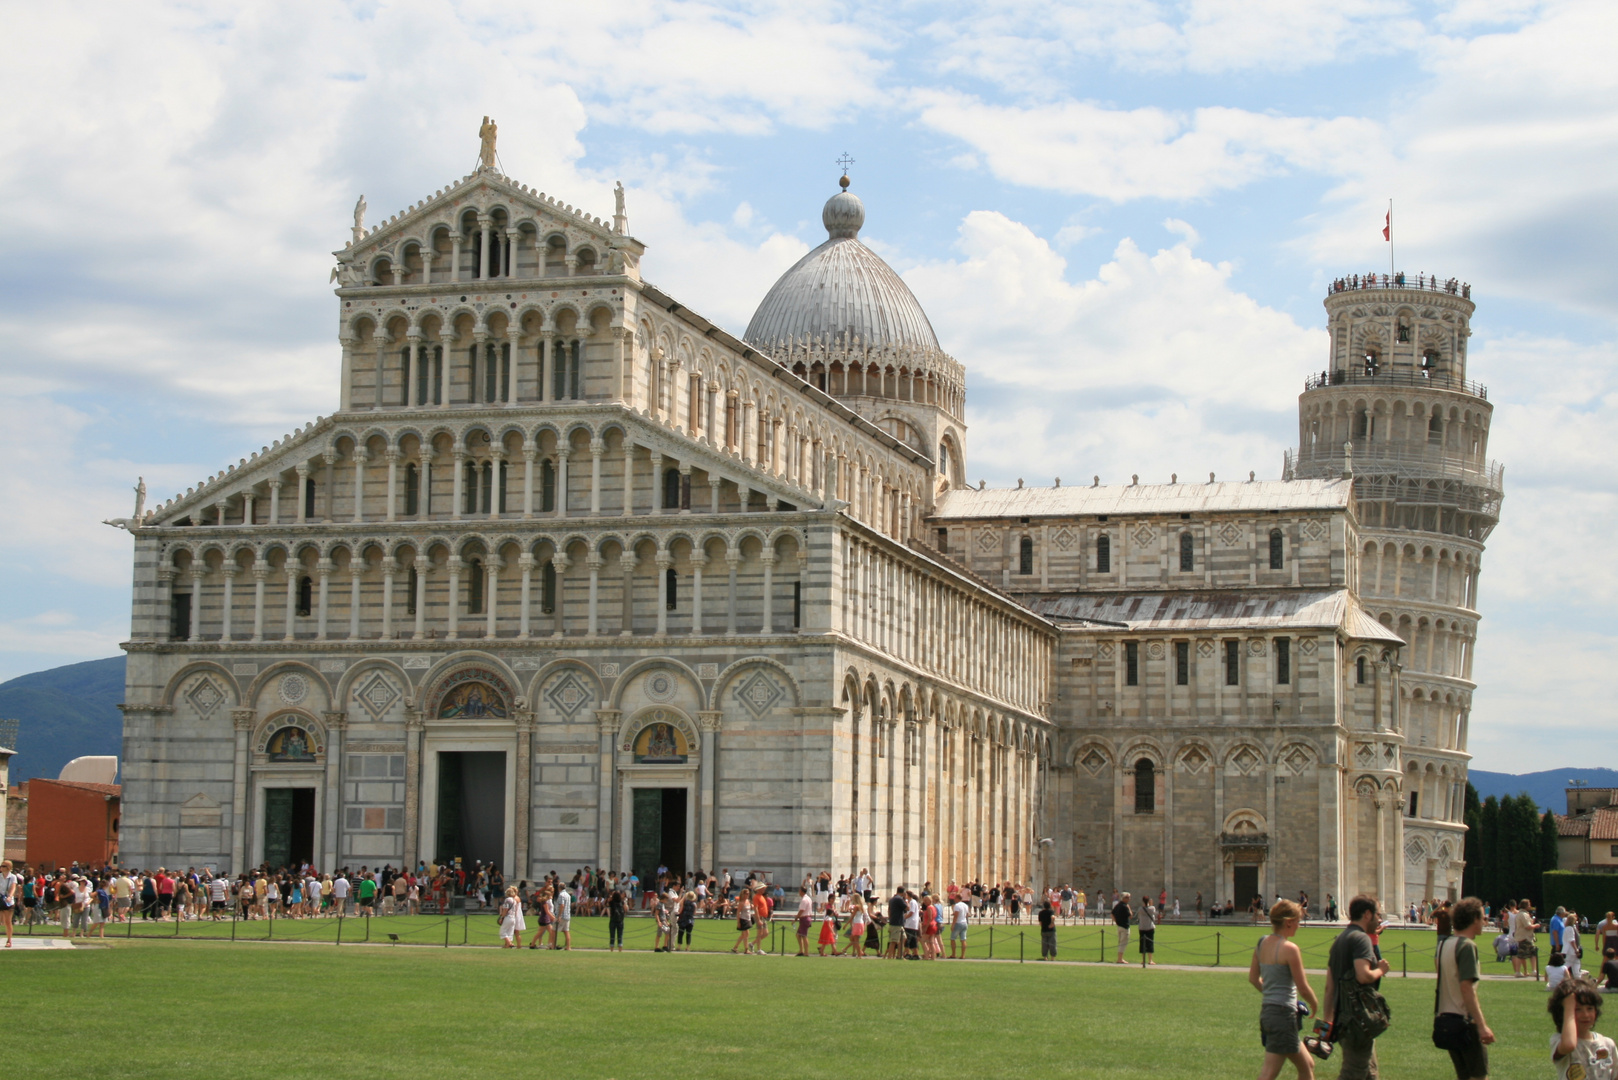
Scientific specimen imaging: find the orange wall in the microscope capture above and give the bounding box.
[26,780,118,869]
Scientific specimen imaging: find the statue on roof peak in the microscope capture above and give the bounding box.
[478,116,498,171]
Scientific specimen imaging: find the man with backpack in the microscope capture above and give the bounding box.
[1321,895,1393,1079]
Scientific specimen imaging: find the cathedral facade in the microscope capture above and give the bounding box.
[117,149,1500,911]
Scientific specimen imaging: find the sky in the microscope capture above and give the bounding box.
[0,0,1612,773]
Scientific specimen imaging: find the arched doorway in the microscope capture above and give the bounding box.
[618,708,698,885]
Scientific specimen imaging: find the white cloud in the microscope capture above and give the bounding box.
[905,211,1322,485]
[914,92,1386,201]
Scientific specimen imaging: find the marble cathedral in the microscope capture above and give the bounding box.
[117,131,1502,910]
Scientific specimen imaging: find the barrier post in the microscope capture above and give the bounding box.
[231,912,236,942]
[1402,941,1407,978]
[989,926,994,959]
[1019,931,1024,963]
[445,918,450,948]
[1100,927,1104,963]
[1216,932,1221,967]
[266,912,272,940]
[463,914,468,946]
[365,914,371,943]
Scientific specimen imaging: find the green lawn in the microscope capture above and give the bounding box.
[7,922,1574,1078]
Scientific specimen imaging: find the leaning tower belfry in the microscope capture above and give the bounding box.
[1288,273,1504,904]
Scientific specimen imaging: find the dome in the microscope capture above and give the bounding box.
[744,183,940,353]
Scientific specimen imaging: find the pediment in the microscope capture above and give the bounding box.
[337,169,639,266]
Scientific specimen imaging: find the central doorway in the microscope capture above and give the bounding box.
[1233,864,1260,908]
[263,788,315,870]
[631,787,688,885]
[435,751,507,869]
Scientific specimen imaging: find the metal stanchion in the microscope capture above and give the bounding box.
[1216,932,1221,967]
[1019,931,1024,963]
[444,917,450,948]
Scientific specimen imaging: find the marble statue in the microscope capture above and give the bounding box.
[103,477,147,531]
[479,116,498,170]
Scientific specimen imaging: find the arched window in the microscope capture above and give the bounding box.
[663,468,681,511]
[304,479,317,520]
[467,559,484,614]
[1275,637,1290,684]
[1396,320,1411,344]
[399,347,410,405]
[540,460,556,512]
[541,560,557,614]
[569,340,581,400]
[1096,534,1111,573]
[169,592,191,640]
[464,461,479,515]
[665,567,678,610]
[1179,532,1194,572]
[1421,348,1440,373]
[406,566,418,615]
[296,575,313,617]
[1356,656,1367,684]
[1428,413,1443,442]
[1134,759,1155,814]
[497,460,508,514]
[938,441,951,477]
[1019,537,1034,575]
[1125,641,1139,686]
[1269,529,1284,570]
[480,462,494,515]
[404,463,419,517]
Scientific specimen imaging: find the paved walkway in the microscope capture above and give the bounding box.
[3,936,76,950]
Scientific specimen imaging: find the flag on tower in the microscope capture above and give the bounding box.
[1383,208,1391,241]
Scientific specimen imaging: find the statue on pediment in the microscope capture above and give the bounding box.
[478,116,498,170]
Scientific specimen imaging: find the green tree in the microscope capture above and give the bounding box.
[1478,795,1500,904]
[1462,782,1481,897]
[1500,794,1543,909]
[1542,809,1562,875]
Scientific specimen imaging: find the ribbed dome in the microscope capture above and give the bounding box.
[744,186,940,352]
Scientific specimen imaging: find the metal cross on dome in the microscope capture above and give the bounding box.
[836,152,855,176]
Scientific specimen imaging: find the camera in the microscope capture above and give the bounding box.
[1303,1019,1334,1060]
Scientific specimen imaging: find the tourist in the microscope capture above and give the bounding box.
[846,895,868,958]
[1513,900,1541,979]
[795,886,813,956]
[1075,888,1086,924]
[752,884,772,953]
[606,888,626,952]
[1550,977,1614,1080]
[1567,913,1585,980]
[677,890,696,951]
[555,881,573,950]
[1321,895,1392,1080]
[1434,897,1494,1080]
[498,885,524,948]
[817,897,841,956]
[1138,896,1158,966]
[1598,913,1618,961]
[731,886,755,953]
[1249,899,1319,1080]
[139,872,158,921]
[884,887,907,959]
[949,892,970,959]
[528,885,553,950]
[89,876,109,938]
[1038,899,1057,960]
[0,860,17,947]
[921,893,941,958]
[1548,952,1571,992]
[1113,891,1132,964]
[331,872,350,918]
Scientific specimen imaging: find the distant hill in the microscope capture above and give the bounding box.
[1469,767,1618,814]
[0,656,125,783]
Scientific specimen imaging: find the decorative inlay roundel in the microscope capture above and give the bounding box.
[278,673,309,705]
[734,671,785,717]
[1052,527,1076,551]
[353,672,401,720]
[544,671,593,718]
[1197,640,1215,658]
[1080,749,1109,776]
[1219,523,1242,547]
[1229,747,1260,775]
[1147,642,1164,660]
[1299,638,1318,656]
[644,670,678,703]
[1132,525,1154,547]
[186,677,225,717]
[1097,643,1114,660]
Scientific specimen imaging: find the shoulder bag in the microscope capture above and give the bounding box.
[1432,936,1472,1050]
[1337,933,1392,1039]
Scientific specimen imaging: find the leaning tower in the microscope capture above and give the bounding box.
[1288,274,1504,909]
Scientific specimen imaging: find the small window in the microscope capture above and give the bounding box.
[467,559,484,614]
[1428,413,1443,442]
[1407,791,1419,818]
[936,527,948,554]
[297,575,313,617]
[404,463,419,517]
[793,580,801,629]
[665,567,678,611]
[663,468,681,511]
[1134,759,1155,814]
[541,460,556,513]
[304,478,317,519]
[1125,641,1139,686]
[1276,637,1291,685]
[1356,656,1367,684]
[1096,534,1111,573]
[1225,639,1240,686]
[1611,844,1618,859]
[541,561,557,614]
[1175,641,1189,686]
[480,461,494,515]
[1269,529,1284,570]
[407,567,418,615]
[1179,532,1194,572]
[169,592,191,640]
[1019,537,1034,575]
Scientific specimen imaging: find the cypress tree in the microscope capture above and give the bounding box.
[1503,794,1541,909]
[1542,809,1562,875]
[1462,782,1482,897]
[1478,795,1500,905]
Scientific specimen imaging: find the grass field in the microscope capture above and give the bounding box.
[7,919,1576,1078]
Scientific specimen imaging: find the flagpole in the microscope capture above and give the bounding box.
[1388,198,1394,279]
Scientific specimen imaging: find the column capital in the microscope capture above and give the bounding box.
[316,558,334,576]
[590,439,604,456]
[655,553,674,570]
[488,447,505,463]
[523,447,538,462]
[384,447,402,463]
[250,563,270,581]
[295,462,311,478]
[353,446,369,463]
[617,551,637,571]
[594,708,622,734]
[323,710,348,731]
[586,553,605,570]
[157,566,177,583]
[231,708,256,730]
[405,710,426,732]
[382,556,399,574]
[550,553,571,572]
[268,477,283,490]
[698,711,724,732]
[348,562,365,579]
[221,563,241,579]
[453,447,469,462]
[518,553,536,571]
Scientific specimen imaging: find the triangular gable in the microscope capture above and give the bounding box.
[336,169,636,263]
